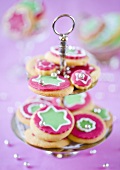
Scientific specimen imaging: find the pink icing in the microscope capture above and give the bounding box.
[64,92,91,112]
[71,70,91,87]
[9,12,25,32]
[35,59,56,71]
[29,75,71,91]
[71,114,104,139]
[33,105,73,134]
[21,101,48,119]
[67,64,95,76]
[51,46,87,60]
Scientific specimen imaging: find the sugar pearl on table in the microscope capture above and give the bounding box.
[23,162,30,167]
[4,140,9,145]
[13,154,20,159]
[102,163,109,168]
[108,84,116,93]
[0,92,8,101]
[90,149,97,154]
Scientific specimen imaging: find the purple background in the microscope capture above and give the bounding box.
[1,0,120,169]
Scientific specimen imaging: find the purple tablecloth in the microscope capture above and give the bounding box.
[1,0,120,169]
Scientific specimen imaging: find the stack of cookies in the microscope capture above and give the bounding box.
[15,44,113,149]
[16,93,113,148]
[26,45,100,97]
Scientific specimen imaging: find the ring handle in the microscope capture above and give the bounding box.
[52,14,75,36]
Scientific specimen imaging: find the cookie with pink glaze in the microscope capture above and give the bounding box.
[71,70,92,90]
[30,105,74,142]
[91,106,113,128]
[28,75,74,97]
[63,92,94,115]
[26,95,53,104]
[16,101,49,126]
[25,129,70,148]
[68,112,106,144]
[3,4,35,39]
[35,59,57,76]
[26,55,43,78]
[45,46,89,66]
[66,64,100,84]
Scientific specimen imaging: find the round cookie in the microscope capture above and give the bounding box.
[68,112,106,144]
[63,92,94,114]
[26,95,53,104]
[45,46,89,66]
[25,129,70,149]
[92,106,113,128]
[35,59,57,76]
[26,55,43,78]
[16,101,48,126]
[66,64,100,84]
[28,75,74,97]
[30,105,75,142]
[3,4,35,39]
[71,70,92,90]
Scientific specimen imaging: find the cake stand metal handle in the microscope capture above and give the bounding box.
[52,14,75,74]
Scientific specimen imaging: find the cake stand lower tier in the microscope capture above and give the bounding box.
[11,114,112,158]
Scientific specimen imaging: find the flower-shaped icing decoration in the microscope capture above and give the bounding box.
[76,118,96,132]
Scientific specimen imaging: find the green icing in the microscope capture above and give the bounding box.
[37,106,70,131]
[21,0,41,14]
[81,18,100,35]
[66,47,76,55]
[76,118,96,132]
[31,105,41,112]
[32,75,65,86]
[64,93,86,107]
[92,108,110,120]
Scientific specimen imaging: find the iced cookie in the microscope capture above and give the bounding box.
[63,92,94,114]
[26,95,53,104]
[3,4,35,39]
[71,70,92,90]
[30,105,74,142]
[92,106,113,128]
[79,17,105,42]
[26,55,43,78]
[68,112,106,144]
[45,46,89,66]
[35,59,57,76]
[28,75,74,97]
[25,129,70,148]
[16,101,48,126]
[66,64,100,84]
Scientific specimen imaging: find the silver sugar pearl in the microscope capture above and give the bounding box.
[85,124,91,129]
[102,163,109,168]
[14,154,20,159]
[56,70,61,75]
[93,108,101,113]
[23,162,30,167]
[39,79,43,84]
[4,140,9,145]
[40,104,45,108]
[64,74,70,79]
[79,73,85,79]
[66,67,70,71]
[90,149,97,154]
[51,72,57,78]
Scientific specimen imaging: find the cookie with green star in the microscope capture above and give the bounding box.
[45,45,89,66]
[25,129,70,149]
[68,112,106,144]
[62,92,94,115]
[92,106,113,128]
[30,105,74,142]
[28,75,74,97]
